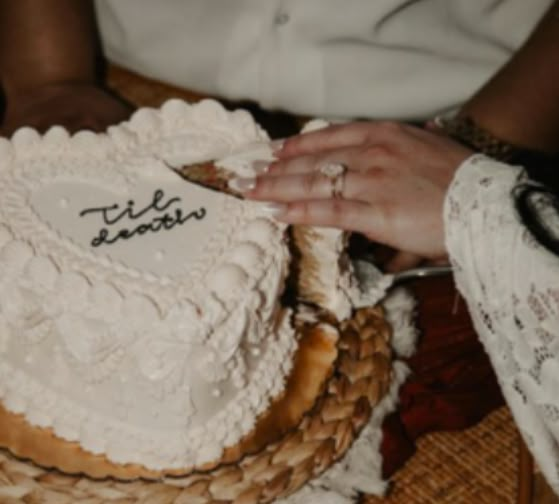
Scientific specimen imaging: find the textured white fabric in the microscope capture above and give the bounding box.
[94,0,552,120]
[444,154,559,495]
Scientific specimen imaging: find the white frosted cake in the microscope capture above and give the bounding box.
[0,100,367,476]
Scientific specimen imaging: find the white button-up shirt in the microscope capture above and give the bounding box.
[95,0,552,120]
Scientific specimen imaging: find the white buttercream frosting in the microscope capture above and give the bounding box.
[0,100,300,470]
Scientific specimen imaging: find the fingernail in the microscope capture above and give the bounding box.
[251,160,270,174]
[229,177,256,192]
[270,139,285,154]
[259,202,287,217]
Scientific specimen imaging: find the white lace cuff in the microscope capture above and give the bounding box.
[444,154,559,495]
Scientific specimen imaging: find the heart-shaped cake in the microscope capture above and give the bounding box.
[0,99,391,486]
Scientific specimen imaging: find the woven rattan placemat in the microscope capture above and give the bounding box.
[366,407,518,504]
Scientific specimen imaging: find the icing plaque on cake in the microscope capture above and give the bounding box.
[31,169,222,276]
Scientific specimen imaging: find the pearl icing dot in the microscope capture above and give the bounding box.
[244,218,277,246]
[230,242,263,270]
[209,264,248,298]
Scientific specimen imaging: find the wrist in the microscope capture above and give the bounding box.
[428,115,523,162]
[428,115,559,172]
[4,79,97,103]
[1,82,132,136]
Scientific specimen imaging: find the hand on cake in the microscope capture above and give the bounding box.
[235,122,473,266]
[0,83,133,137]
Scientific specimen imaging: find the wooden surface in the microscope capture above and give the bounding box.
[533,472,559,504]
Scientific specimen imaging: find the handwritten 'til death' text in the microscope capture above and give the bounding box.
[79,189,207,247]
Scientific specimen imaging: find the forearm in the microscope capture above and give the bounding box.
[0,0,99,99]
[459,1,559,153]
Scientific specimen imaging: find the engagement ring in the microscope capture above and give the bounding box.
[319,162,347,199]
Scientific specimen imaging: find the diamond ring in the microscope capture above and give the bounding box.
[319,162,348,199]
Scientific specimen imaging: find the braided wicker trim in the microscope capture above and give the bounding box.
[0,306,391,503]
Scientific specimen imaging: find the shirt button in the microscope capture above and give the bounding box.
[274,12,290,26]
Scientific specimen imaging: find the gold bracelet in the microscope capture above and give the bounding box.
[433,116,522,162]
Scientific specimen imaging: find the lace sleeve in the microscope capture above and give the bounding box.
[444,154,559,494]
